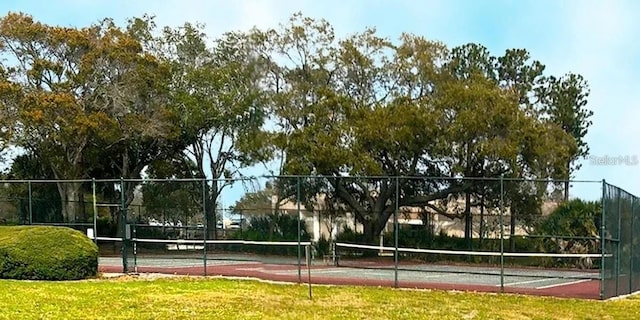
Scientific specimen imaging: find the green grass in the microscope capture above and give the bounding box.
[0,276,639,319]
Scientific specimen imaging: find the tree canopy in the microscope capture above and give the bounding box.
[0,12,593,242]
[0,13,181,220]
[260,14,588,241]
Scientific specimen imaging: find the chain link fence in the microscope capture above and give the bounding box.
[602,182,640,299]
[3,176,638,299]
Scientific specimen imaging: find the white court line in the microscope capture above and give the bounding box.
[312,269,353,274]
[270,269,443,278]
[272,270,446,279]
[410,274,446,279]
[536,279,592,289]
[353,272,446,279]
[310,269,448,278]
[235,267,265,272]
[500,278,559,287]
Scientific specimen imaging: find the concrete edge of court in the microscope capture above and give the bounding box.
[604,290,640,302]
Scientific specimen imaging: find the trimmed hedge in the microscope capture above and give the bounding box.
[0,226,98,280]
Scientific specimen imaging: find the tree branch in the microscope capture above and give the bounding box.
[424,203,461,220]
[330,177,369,222]
[400,183,469,208]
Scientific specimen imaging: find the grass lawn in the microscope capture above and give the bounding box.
[0,275,639,320]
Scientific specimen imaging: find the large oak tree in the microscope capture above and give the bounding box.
[0,13,178,221]
[264,14,580,243]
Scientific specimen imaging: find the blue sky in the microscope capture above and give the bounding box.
[1,0,638,205]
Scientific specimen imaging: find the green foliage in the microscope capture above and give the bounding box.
[0,226,98,280]
[241,214,310,242]
[335,227,368,244]
[226,214,310,256]
[96,216,117,237]
[0,12,185,222]
[265,14,583,242]
[536,199,600,238]
[142,22,273,238]
[230,182,277,217]
[540,74,593,170]
[532,199,600,268]
[314,236,332,256]
[141,180,202,226]
[334,227,594,268]
[539,73,593,200]
[1,155,63,223]
[0,12,592,246]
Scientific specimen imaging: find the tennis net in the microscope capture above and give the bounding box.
[95,236,312,274]
[333,242,605,288]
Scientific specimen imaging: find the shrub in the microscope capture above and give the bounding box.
[96,216,117,237]
[531,199,601,269]
[335,227,367,244]
[534,199,601,254]
[335,228,549,266]
[0,226,98,280]
[315,236,331,256]
[535,199,601,239]
[226,214,311,256]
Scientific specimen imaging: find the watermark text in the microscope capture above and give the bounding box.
[588,155,639,166]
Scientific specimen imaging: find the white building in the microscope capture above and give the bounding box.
[272,193,559,242]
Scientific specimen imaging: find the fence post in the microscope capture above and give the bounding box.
[120,177,128,273]
[92,178,97,245]
[297,176,302,283]
[499,175,505,292]
[630,197,635,293]
[133,224,137,273]
[202,178,208,276]
[616,190,622,296]
[306,245,313,300]
[394,176,399,288]
[600,179,606,300]
[27,181,32,225]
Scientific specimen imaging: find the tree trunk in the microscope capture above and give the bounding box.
[479,195,485,248]
[79,190,86,222]
[464,192,472,249]
[426,211,434,247]
[510,207,516,252]
[116,180,137,237]
[112,206,124,255]
[564,161,570,202]
[362,221,378,245]
[57,182,82,223]
[114,148,129,240]
[362,218,386,245]
[116,206,124,238]
[115,180,136,239]
[463,144,473,250]
[205,181,218,240]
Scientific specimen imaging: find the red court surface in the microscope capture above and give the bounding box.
[99,261,601,300]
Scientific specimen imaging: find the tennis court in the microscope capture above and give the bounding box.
[98,240,602,300]
[7,176,634,301]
